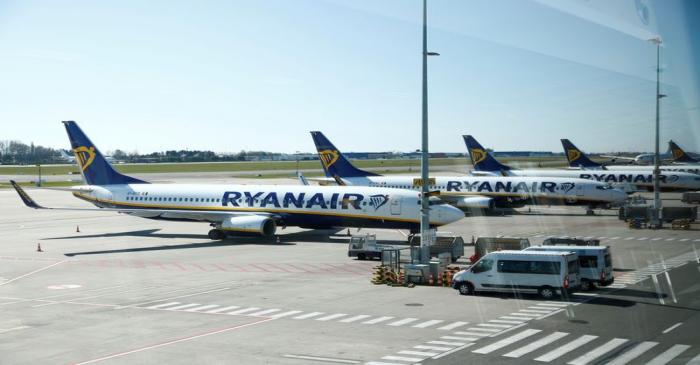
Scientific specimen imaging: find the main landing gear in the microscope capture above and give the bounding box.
[208,229,225,240]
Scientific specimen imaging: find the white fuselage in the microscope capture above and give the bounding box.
[495,169,700,191]
[333,175,626,207]
[597,165,700,176]
[73,183,464,229]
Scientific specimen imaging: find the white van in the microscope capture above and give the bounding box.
[452,251,580,299]
[525,245,613,291]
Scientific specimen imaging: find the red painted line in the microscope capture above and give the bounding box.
[210,263,229,272]
[266,263,294,273]
[226,263,248,272]
[168,262,188,271]
[325,263,365,275]
[190,263,209,272]
[286,263,315,273]
[248,264,271,272]
[72,317,273,364]
[130,260,146,269]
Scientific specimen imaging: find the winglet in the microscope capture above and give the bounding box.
[297,172,310,186]
[9,180,45,209]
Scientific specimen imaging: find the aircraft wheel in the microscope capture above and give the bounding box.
[208,229,225,240]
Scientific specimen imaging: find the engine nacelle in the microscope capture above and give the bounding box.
[455,196,494,210]
[222,215,276,237]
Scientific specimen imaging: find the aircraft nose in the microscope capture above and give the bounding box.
[436,204,464,225]
[610,188,627,203]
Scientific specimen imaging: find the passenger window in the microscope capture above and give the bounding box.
[472,259,494,273]
[580,256,598,268]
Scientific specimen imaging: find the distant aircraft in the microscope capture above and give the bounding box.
[463,136,700,191]
[59,148,118,164]
[601,140,698,166]
[310,131,626,211]
[12,121,464,239]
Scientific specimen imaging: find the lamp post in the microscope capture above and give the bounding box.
[36,164,42,187]
[649,37,664,228]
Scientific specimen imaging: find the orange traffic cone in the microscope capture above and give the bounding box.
[437,273,443,286]
[37,243,43,252]
[428,274,434,286]
[76,225,80,233]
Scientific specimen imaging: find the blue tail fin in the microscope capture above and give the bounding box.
[669,140,698,163]
[560,139,602,168]
[309,131,378,178]
[63,121,147,185]
[462,135,511,172]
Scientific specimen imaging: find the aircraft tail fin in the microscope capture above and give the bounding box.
[309,131,378,178]
[462,135,511,172]
[561,139,602,168]
[669,140,698,163]
[62,121,147,186]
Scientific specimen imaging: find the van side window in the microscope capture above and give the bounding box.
[580,256,598,268]
[498,260,561,275]
[471,259,494,273]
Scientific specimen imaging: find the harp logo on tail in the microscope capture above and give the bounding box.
[319,149,339,169]
[672,148,685,160]
[470,148,487,164]
[567,149,581,162]
[73,146,96,171]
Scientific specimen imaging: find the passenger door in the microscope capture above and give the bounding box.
[470,259,495,290]
[390,197,402,215]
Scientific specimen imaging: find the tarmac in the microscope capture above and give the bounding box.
[1,178,698,364]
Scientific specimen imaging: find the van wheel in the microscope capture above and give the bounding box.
[357,253,366,260]
[458,282,474,296]
[580,280,593,291]
[538,286,555,299]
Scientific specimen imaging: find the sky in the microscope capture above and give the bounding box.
[0,0,698,154]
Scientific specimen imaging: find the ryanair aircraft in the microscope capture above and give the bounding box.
[11,122,464,240]
[601,140,699,167]
[310,132,626,210]
[464,136,700,192]
[576,139,699,175]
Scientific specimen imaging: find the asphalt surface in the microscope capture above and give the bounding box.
[0,182,698,365]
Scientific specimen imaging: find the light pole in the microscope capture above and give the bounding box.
[649,37,664,228]
[36,164,42,187]
[295,151,301,176]
[418,0,439,263]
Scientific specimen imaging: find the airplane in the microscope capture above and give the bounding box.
[59,148,118,164]
[562,139,700,175]
[310,131,627,211]
[11,121,464,240]
[463,136,700,192]
[601,140,698,166]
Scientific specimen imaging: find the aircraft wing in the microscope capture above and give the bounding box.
[9,180,274,223]
[601,155,635,162]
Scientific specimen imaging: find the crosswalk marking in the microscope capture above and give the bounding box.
[454,331,490,337]
[683,351,700,364]
[414,345,451,351]
[269,310,303,318]
[503,332,568,358]
[387,318,418,326]
[207,305,239,313]
[606,341,657,365]
[609,237,620,240]
[509,312,542,317]
[477,323,512,328]
[567,338,628,365]
[538,302,569,307]
[520,309,553,314]
[340,315,371,323]
[437,321,468,330]
[534,335,598,362]
[489,320,524,325]
[248,308,280,316]
[501,316,532,321]
[167,303,201,310]
[528,306,557,311]
[147,301,180,309]
[429,340,465,346]
[294,312,324,319]
[472,329,542,354]
[381,355,422,362]
[185,304,219,312]
[412,319,444,328]
[465,327,501,333]
[316,313,347,321]
[646,344,690,365]
[441,336,479,341]
[227,307,260,315]
[397,350,438,357]
[362,316,394,324]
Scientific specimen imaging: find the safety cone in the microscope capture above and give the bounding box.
[437,273,443,287]
[37,243,43,252]
[76,225,80,233]
[428,274,434,286]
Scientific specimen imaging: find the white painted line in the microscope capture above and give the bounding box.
[572,292,599,297]
[316,313,348,321]
[454,331,490,337]
[508,312,542,317]
[536,309,565,321]
[537,302,569,307]
[567,338,628,365]
[147,302,180,309]
[167,303,201,311]
[339,315,372,323]
[185,304,219,312]
[528,306,557,311]
[534,335,598,362]
[365,363,406,365]
[398,350,438,357]
[606,341,657,365]
[283,354,360,364]
[207,305,239,314]
[661,322,683,334]
[412,319,444,328]
[0,325,30,334]
[431,343,475,359]
[269,310,303,319]
[694,239,700,242]
[645,344,690,365]
[598,236,607,239]
[428,340,466,346]
[680,238,690,242]
[226,307,260,315]
[503,332,569,358]
[520,309,553,314]
[637,237,648,241]
[437,321,468,330]
[362,316,394,324]
[624,237,635,241]
[609,237,620,240]
[501,316,532,321]
[248,309,280,316]
[472,329,542,354]
[652,238,663,241]
[489,320,524,325]
[414,345,451,351]
[294,312,324,319]
[0,259,68,287]
[380,355,423,362]
[441,336,479,341]
[477,323,512,328]
[464,327,501,333]
[387,318,418,326]
[665,238,675,241]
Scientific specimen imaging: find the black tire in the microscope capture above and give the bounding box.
[357,253,366,261]
[580,280,593,291]
[538,286,556,299]
[457,282,474,296]
[208,229,225,240]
